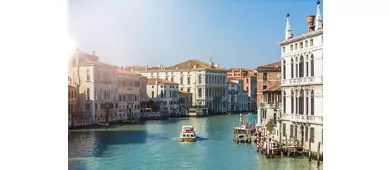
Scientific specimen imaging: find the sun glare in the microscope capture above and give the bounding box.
[66,37,77,57]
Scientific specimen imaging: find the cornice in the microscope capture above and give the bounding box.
[278,29,323,46]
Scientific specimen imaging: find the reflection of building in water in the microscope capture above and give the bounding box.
[68,132,97,158]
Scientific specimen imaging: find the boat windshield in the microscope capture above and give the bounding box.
[182,126,194,131]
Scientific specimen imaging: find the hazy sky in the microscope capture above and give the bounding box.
[68,0,323,69]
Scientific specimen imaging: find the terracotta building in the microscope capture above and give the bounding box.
[227,68,257,111]
[256,62,281,107]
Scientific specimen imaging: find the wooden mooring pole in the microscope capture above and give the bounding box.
[308,139,312,162]
[317,142,321,167]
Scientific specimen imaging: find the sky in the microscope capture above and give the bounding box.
[68,0,323,69]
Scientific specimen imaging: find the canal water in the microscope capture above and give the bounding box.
[68,114,322,170]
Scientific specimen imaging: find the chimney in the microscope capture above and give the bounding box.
[92,51,95,56]
[306,15,315,32]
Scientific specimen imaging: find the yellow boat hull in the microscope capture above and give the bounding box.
[180,138,197,142]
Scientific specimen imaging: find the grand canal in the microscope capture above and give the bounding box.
[68,114,322,170]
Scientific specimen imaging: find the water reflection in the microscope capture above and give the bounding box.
[69,115,322,170]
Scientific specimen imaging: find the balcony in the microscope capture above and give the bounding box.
[281,76,323,86]
[281,113,323,125]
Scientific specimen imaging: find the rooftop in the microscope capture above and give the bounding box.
[147,78,179,85]
[258,61,281,69]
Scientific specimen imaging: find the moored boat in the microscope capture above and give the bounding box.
[180,125,197,142]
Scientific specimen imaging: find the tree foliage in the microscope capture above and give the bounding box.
[266,119,274,134]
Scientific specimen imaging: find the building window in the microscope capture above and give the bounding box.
[160,90,163,98]
[290,59,294,78]
[86,69,90,81]
[180,77,183,84]
[290,45,293,51]
[306,61,309,77]
[198,75,202,84]
[171,77,174,82]
[283,47,286,53]
[294,126,298,139]
[310,127,315,143]
[187,77,191,85]
[299,90,304,115]
[311,55,314,76]
[262,73,268,80]
[299,56,304,77]
[305,127,308,142]
[306,95,308,115]
[289,125,293,139]
[283,92,286,113]
[305,40,308,47]
[187,88,190,93]
[296,63,298,78]
[198,88,202,97]
[165,77,168,80]
[283,124,286,137]
[310,39,313,46]
[262,85,267,90]
[283,60,286,79]
[87,88,90,101]
[291,91,294,114]
[321,36,323,43]
[311,90,314,115]
[296,95,298,115]
[295,43,297,50]
[299,42,303,49]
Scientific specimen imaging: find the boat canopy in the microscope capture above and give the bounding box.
[182,126,194,131]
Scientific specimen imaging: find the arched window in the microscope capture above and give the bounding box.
[86,69,90,81]
[198,75,202,84]
[291,91,294,114]
[306,55,309,77]
[171,77,174,82]
[283,60,286,79]
[305,90,308,115]
[187,77,191,85]
[290,58,294,79]
[87,88,90,101]
[311,54,314,76]
[68,91,71,98]
[180,77,183,84]
[299,89,304,114]
[296,57,299,78]
[198,88,202,97]
[165,77,168,80]
[311,90,314,115]
[299,56,304,77]
[160,90,163,98]
[283,91,286,113]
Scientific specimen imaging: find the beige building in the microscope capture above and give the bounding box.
[130,59,229,114]
[68,85,78,127]
[68,50,118,123]
[147,78,179,115]
[117,68,146,119]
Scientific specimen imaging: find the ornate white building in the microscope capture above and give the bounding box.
[131,59,228,114]
[278,1,323,153]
